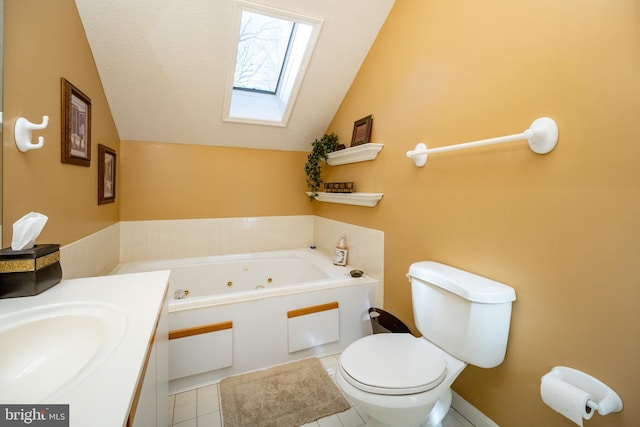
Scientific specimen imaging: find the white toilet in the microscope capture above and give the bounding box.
[336,261,516,427]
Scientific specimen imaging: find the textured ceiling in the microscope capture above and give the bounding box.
[74,0,394,151]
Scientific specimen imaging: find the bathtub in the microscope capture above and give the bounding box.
[111,248,379,392]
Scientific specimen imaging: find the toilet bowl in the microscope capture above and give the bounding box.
[336,333,466,427]
[336,261,516,427]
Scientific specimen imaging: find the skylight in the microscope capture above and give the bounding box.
[233,12,294,94]
[223,1,322,127]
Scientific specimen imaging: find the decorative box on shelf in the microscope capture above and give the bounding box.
[324,182,355,193]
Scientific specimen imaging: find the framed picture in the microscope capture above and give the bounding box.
[61,78,91,166]
[98,144,116,204]
[350,115,373,147]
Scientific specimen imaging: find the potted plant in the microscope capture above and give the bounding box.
[305,133,340,199]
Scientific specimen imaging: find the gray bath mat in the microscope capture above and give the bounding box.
[219,357,350,427]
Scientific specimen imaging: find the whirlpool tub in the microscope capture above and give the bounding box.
[111,248,379,392]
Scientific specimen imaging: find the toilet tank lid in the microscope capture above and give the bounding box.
[408,261,516,303]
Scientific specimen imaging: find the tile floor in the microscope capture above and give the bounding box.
[168,354,475,427]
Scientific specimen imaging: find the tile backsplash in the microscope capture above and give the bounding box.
[313,216,384,295]
[60,222,120,279]
[119,216,315,263]
[60,215,384,305]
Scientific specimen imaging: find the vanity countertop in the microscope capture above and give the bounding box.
[0,270,170,427]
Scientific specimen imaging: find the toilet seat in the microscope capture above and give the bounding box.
[340,334,447,395]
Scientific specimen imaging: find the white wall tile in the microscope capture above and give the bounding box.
[314,217,384,307]
[119,216,315,263]
[60,223,120,279]
[61,216,383,305]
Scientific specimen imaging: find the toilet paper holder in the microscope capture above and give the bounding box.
[544,366,623,416]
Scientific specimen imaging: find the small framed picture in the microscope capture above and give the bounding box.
[350,115,373,147]
[98,144,116,204]
[61,78,91,166]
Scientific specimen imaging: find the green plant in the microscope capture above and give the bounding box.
[305,133,339,199]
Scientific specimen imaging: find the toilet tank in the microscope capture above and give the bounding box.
[407,261,516,368]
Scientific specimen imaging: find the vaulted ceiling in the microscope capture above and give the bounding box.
[74,0,395,151]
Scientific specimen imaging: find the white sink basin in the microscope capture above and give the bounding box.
[0,302,127,403]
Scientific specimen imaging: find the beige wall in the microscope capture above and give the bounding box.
[119,140,313,220]
[3,0,120,247]
[321,0,640,425]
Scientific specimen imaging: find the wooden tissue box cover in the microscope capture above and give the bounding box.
[0,244,62,298]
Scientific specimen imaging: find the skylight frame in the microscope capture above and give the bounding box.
[223,0,323,127]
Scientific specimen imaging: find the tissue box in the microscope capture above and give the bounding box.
[0,244,62,298]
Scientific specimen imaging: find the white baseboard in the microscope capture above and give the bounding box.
[451,390,499,427]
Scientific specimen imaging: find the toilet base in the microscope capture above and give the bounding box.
[336,367,455,427]
[360,390,452,427]
[422,389,452,427]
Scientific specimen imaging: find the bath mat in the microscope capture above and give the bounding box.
[220,357,350,427]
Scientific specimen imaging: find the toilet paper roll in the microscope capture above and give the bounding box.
[541,373,595,426]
